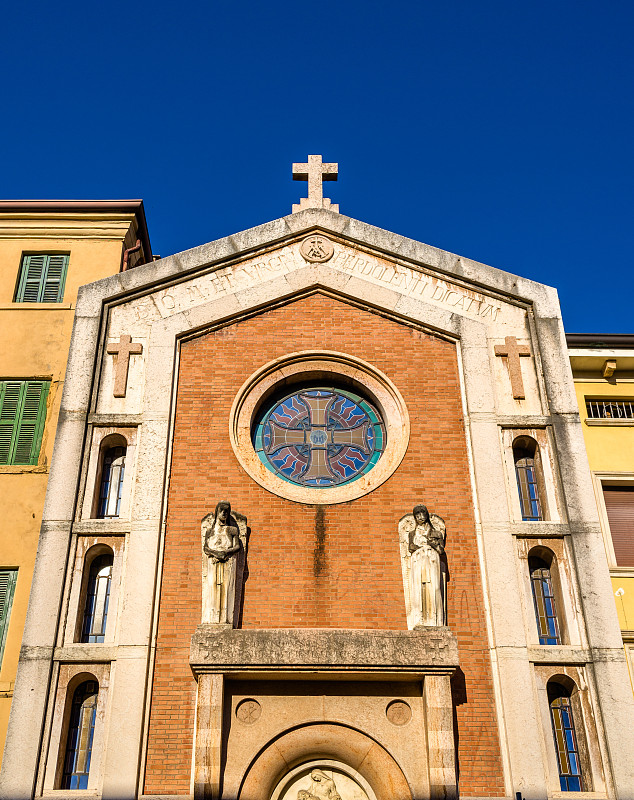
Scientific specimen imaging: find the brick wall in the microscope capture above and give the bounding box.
[143,293,505,796]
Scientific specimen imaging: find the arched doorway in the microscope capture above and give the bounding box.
[239,722,413,800]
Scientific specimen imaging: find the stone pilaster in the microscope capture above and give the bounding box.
[194,673,224,800]
[424,674,457,800]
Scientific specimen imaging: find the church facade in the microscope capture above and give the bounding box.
[1,162,632,800]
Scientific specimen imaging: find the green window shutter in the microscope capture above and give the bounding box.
[0,570,17,668]
[16,255,47,302]
[41,255,69,302]
[14,382,49,464]
[15,254,69,303]
[0,382,23,465]
[0,380,49,465]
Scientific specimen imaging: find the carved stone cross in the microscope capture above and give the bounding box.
[292,154,339,213]
[107,335,143,398]
[494,336,531,399]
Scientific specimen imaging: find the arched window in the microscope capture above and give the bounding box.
[548,681,584,792]
[62,680,98,789]
[513,436,544,521]
[529,554,561,644]
[97,444,126,518]
[80,553,113,643]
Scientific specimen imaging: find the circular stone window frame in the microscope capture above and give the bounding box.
[230,350,410,505]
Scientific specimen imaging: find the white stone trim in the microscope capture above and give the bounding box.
[63,536,125,647]
[585,419,634,427]
[500,427,562,523]
[455,337,515,797]
[42,663,110,794]
[80,426,138,521]
[516,537,582,648]
[533,665,607,796]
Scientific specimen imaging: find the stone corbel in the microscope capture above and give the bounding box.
[602,359,617,378]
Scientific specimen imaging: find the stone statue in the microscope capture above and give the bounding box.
[201,501,247,626]
[398,504,447,628]
[297,770,342,800]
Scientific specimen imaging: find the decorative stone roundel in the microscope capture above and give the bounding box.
[235,698,261,724]
[229,351,410,505]
[253,388,385,487]
[300,234,334,262]
[386,699,412,726]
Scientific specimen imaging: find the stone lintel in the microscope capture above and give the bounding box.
[190,626,459,676]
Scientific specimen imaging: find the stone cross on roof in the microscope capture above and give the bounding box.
[292,155,339,213]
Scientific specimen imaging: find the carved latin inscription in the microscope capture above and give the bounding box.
[126,242,503,329]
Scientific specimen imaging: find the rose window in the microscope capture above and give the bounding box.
[253,388,385,487]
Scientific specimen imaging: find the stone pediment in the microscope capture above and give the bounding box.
[78,208,559,327]
[125,234,506,329]
[72,207,565,422]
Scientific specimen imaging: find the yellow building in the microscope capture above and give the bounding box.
[0,201,152,760]
[568,333,634,684]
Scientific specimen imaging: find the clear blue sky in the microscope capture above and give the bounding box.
[3,1,632,332]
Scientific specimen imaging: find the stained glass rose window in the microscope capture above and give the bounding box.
[253,388,385,487]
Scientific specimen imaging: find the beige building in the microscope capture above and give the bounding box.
[568,334,634,686]
[0,201,152,761]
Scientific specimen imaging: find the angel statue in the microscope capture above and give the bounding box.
[201,501,248,626]
[398,504,447,628]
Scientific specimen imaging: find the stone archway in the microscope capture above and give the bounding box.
[238,723,413,800]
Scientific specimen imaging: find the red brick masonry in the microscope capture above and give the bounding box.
[143,293,506,796]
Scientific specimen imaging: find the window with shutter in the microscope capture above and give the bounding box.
[0,380,49,465]
[14,253,69,303]
[603,486,634,566]
[0,570,17,667]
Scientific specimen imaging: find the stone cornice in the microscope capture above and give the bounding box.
[190,626,459,676]
[75,208,561,320]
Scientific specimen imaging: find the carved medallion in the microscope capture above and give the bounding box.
[300,235,334,263]
[235,698,261,724]
[386,700,412,726]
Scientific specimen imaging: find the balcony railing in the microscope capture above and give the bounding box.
[586,399,634,419]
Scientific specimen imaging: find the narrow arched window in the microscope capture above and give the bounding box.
[529,556,561,644]
[513,437,544,521]
[62,680,98,789]
[81,554,113,643]
[97,445,125,518]
[548,682,584,792]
